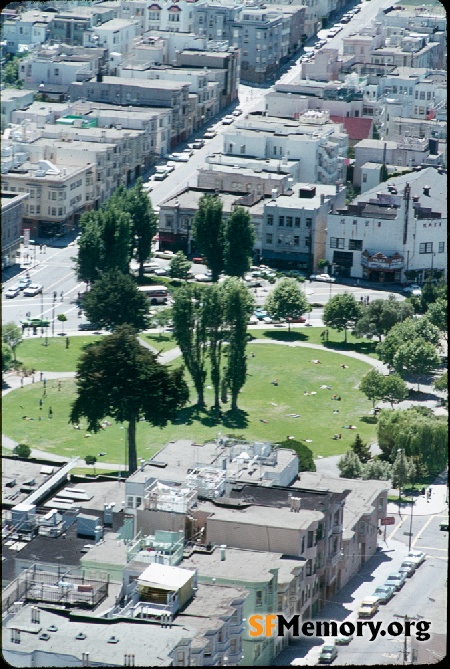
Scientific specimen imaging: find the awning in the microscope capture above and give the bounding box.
[157,233,180,243]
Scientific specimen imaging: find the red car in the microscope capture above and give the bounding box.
[192,257,206,264]
[287,316,306,323]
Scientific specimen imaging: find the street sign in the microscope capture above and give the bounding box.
[380,517,395,526]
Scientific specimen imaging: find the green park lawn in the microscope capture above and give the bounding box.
[140,333,178,354]
[14,335,105,372]
[2,343,377,466]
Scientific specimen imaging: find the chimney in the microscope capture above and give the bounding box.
[335,182,340,194]
[271,188,278,200]
[423,185,430,196]
[290,496,301,513]
[320,193,325,204]
[220,545,227,561]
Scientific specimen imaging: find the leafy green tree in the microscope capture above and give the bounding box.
[223,206,255,278]
[434,371,447,393]
[426,298,447,339]
[393,338,440,390]
[203,284,227,409]
[152,308,173,338]
[169,251,192,281]
[2,343,13,376]
[57,314,67,334]
[359,369,385,407]
[114,180,157,280]
[265,278,309,332]
[381,373,409,408]
[84,454,97,475]
[362,459,392,481]
[391,449,416,502]
[192,195,225,282]
[82,271,149,332]
[323,292,363,342]
[2,322,22,362]
[350,433,371,464]
[377,317,441,367]
[223,278,254,410]
[1,56,23,88]
[76,211,103,284]
[354,296,413,341]
[337,450,364,479]
[377,407,448,476]
[70,325,188,473]
[172,283,209,407]
[13,443,31,459]
[276,439,316,472]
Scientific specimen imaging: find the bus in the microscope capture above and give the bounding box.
[138,285,168,305]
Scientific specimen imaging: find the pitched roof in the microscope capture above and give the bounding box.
[330,116,373,141]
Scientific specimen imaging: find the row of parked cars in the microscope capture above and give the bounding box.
[318,549,426,664]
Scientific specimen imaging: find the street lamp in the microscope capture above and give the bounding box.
[51,293,56,339]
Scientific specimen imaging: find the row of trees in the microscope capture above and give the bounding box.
[193,195,255,281]
[77,178,157,283]
[172,278,254,410]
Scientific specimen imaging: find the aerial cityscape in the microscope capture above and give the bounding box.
[1,0,447,666]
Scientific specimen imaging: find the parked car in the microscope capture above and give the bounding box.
[203,130,216,139]
[403,283,422,296]
[341,15,351,23]
[309,273,336,283]
[232,108,243,117]
[154,170,168,181]
[372,585,396,604]
[78,322,102,331]
[155,250,174,259]
[164,162,176,172]
[182,148,194,157]
[335,631,353,645]
[5,285,21,299]
[399,560,416,577]
[18,277,32,290]
[254,310,269,320]
[221,115,234,125]
[153,268,168,276]
[318,644,338,664]
[407,550,426,566]
[194,273,212,282]
[192,139,205,149]
[384,572,407,591]
[167,152,189,162]
[23,283,43,297]
[358,596,380,618]
[248,315,259,325]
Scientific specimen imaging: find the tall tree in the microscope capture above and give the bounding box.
[354,296,413,341]
[381,373,409,408]
[70,325,188,473]
[116,179,158,280]
[362,459,392,481]
[2,322,22,362]
[393,338,441,390]
[172,283,209,407]
[323,292,363,342]
[377,317,441,368]
[82,270,150,332]
[359,369,385,408]
[350,434,371,464]
[426,298,447,339]
[337,450,364,479]
[265,278,309,332]
[203,284,227,409]
[76,211,103,284]
[100,205,132,274]
[223,278,254,410]
[169,251,192,281]
[192,194,225,282]
[223,206,255,278]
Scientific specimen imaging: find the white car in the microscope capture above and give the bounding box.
[168,153,189,162]
[164,162,176,172]
[403,283,422,296]
[221,115,234,125]
[310,273,336,283]
[194,273,212,282]
[153,268,168,276]
[154,171,168,181]
[232,108,243,117]
[407,550,426,566]
[155,250,175,259]
[5,285,21,299]
[23,283,43,296]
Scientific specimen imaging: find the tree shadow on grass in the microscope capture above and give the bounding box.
[222,408,249,429]
[173,405,249,430]
[360,415,378,424]
[323,340,378,355]
[254,330,309,343]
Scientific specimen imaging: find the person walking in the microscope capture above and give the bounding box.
[48,406,53,419]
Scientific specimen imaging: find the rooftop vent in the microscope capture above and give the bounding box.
[423,185,430,196]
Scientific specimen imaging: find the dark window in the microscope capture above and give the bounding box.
[438,242,445,253]
[278,216,285,227]
[348,239,363,250]
[419,242,433,254]
[330,237,345,249]
[294,217,300,227]
[267,215,273,226]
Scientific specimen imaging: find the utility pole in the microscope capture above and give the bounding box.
[394,613,421,665]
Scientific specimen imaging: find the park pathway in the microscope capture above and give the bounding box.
[2,337,445,465]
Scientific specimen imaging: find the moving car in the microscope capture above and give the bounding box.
[384,571,407,591]
[372,585,395,604]
[78,322,102,331]
[287,316,306,324]
[23,283,43,296]
[18,277,32,290]
[5,285,21,298]
[403,283,422,296]
[309,273,336,283]
[358,596,380,618]
[318,644,338,664]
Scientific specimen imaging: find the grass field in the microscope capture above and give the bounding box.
[140,333,178,354]
[2,344,377,464]
[14,336,105,372]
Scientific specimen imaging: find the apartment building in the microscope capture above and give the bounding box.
[175,47,240,109]
[222,112,348,185]
[48,4,117,45]
[0,89,34,131]
[1,191,28,269]
[2,10,55,53]
[18,47,106,89]
[193,0,244,41]
[68,77,191,147]
[83,17,141,53]
[325,167,447,283]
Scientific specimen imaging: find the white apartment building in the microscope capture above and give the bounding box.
[2,10,55,53]
[83,17,141,53]
[325,167,447,283]
[0,89,35,131]
[223,112,348,185]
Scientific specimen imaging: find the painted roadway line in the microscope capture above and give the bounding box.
[411,515,436,547]
[386,515,407,541]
